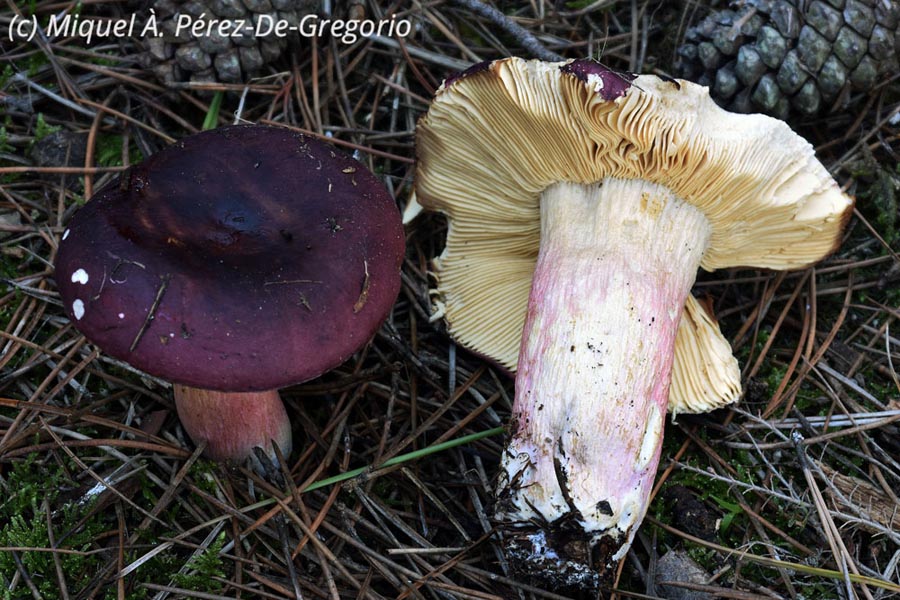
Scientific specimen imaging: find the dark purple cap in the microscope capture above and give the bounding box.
[443,60,494,88]
[559,59,636,100]
[55,125,404,392]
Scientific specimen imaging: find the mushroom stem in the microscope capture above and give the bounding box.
[173,385,293,465]
[495,179,712,586]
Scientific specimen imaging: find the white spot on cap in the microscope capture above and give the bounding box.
[118,313,125,319]
[71,268,89,285]
[62,229,70,240]
[73,299,85,320]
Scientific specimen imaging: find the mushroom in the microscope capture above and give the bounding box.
[55,125,404,465]
[414,58,852,587]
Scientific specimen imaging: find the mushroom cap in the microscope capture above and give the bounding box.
[55,125,404,392]
[415,57,852,395]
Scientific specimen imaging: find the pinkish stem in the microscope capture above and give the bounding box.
[173,385,292,465]
[495,179,712,587]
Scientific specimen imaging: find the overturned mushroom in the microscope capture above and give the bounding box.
[55,125,404,465]
[414,58,852,588]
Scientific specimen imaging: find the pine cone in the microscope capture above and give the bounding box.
[674,0,900,119]
[140,0,318,86]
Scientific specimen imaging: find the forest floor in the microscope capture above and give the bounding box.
[1,1,899,599]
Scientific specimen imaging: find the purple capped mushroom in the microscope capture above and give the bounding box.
[55,125,404,464]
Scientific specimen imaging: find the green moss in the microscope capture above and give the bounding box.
[685,543,717,570]
[87,52,117,67]
[0,63,16,88]
[120,535,183,600]
[0,126,12,155]
[764,365,787,397]
[0,453,237,599]
[867,379,898,405]
[32,113,61,143]
[26,53,47,78]
[2,454,65,514]
[95,134,141,167]
[868,169,899,246]
[565,0,606,9]
[189,458,221,496]
[850,154,900,249]
[0,115,23,185]
[0,455,106,598]
[172,531,227,593]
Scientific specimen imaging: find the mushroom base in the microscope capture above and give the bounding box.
[173,385,293,466]
[495,179,712,589]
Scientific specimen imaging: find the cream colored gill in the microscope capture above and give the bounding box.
[417,58,851,269]
[415,57,852,413]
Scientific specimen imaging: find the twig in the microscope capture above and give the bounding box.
[446,0,563,61]
[793,432,875,600]
[129,274,171,352]
[11,72,98,119]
